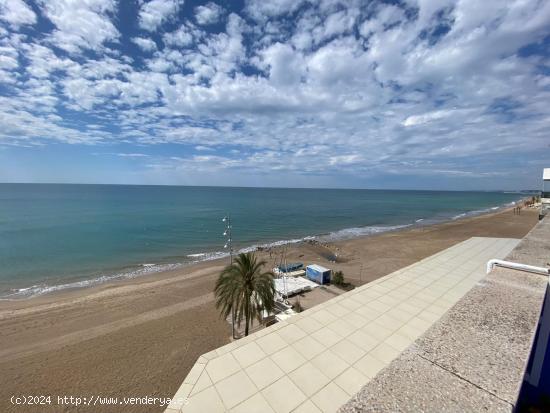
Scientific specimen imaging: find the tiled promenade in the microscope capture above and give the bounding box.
[166,237,519,413]
[341,217,549,412]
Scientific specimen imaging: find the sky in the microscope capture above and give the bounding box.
[0,0,549,190]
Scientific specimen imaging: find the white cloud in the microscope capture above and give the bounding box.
[195,2,224,25]
[258,42,304,86]
[1,0,549,189]
[322,8,358,39]
[131,37,157,52]
[139,0,183,32]
[38,0,119,53]
[0,0,36,28]
[359,4,404,37]
[0,53,18,70]
[402,109,455,126]
[195,145,215,151]
[117,153,149,157]
[163,24,195,47]
[245,0,309,21]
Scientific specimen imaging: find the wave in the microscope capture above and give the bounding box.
[317,224,412,242]
[0,262,184,300]
[1,199,521,300]
[186,252,227,261]
[451,202,515,220]
[237,236,315,254]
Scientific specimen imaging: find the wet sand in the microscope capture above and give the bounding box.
[0,207,539,413]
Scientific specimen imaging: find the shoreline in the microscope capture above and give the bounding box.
[0,202,531,314]
[0,198,526,302]
[0,206,539,413]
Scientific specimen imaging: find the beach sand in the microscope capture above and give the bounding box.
[0,207,539,413]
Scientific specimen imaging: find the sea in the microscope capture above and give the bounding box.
[0,184,525,299]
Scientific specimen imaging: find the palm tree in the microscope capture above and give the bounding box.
[215,252,275,337]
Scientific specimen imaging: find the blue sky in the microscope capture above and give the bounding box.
[0,0,549,190]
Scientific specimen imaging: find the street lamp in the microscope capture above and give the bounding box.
[222,215,233,264]
[223,214,237,338]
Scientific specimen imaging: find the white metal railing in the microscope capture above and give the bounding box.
[486,259,550,276]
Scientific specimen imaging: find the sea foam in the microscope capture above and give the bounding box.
[0,199,521,300]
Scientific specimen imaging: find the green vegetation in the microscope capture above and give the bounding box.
[214,252,275,336]
[332,270,345,286]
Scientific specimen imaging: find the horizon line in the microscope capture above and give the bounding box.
[0,182,538,193]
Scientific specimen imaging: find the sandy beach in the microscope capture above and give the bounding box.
[0,207,539,413]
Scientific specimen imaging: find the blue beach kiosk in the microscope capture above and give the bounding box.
[306,264,331,285]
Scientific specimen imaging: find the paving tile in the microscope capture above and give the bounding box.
[245,357,285,390]
[362,321,394,340]
[416,309,442,323]
[374,313,404,331]
[386,308,414,323]
[390,290,412,301]
[327,318,356,338]
[292,400,322,413]
[231,393,275,413]
[262,376,307,413]
[334,366,370,396]
[289,362,331,397]
[365,300,392,314]
[205,352,241,383]
[370,284,392,294]
[407,316,434,331]
[294,316,324,335]
[384,331,413,353]
[357,289,382,299]
[347,329,379,351]
[340,297,363,311]
[256,332,288,355]
[406,297,430,310]
[216,370,258,409]
[270,345,307,373]
[353,305,381,321]
[311,326,344,347]
[184,386,226,413]
[397,323,424,341]
[345,310,370,328]
[278,323,308,344]
[184,363,206,385]
[351,291,377,304]
[376,294,401,307]
[190,370,212,396]
[330,339,366,364]
[370,342,402,364]
[310,349,349,379]
[293,335,326,360]
[232,341,267,368]
[355,353,387,378]
[326,303,350,318]
[311,382,350,413]
[310,309,338,324]
[202,350,219,360]
[415,291,440,303]
[380,280,401,290]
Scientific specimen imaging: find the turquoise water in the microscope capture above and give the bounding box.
[0,184,523,298]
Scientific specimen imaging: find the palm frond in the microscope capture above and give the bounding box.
[214,252,275,336]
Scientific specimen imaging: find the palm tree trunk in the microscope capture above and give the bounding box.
[245,296,250,336]
[231,306,236,339]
